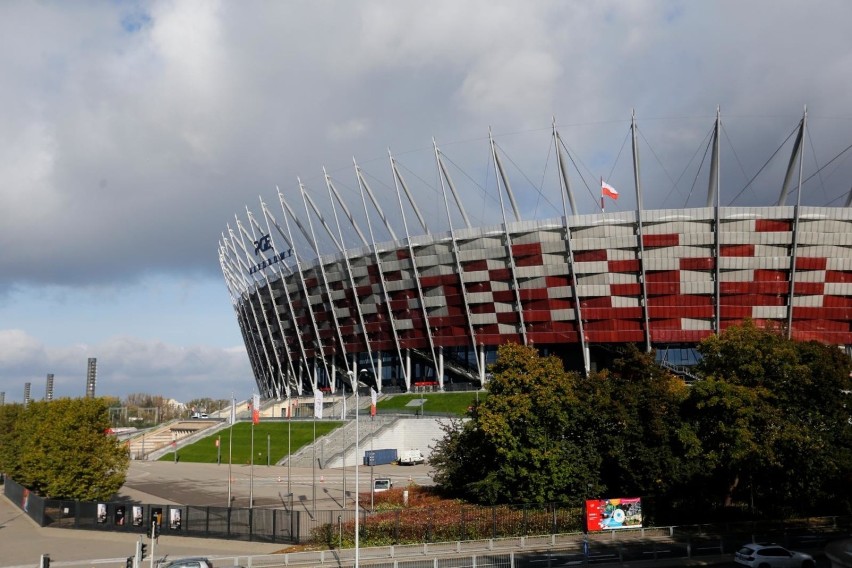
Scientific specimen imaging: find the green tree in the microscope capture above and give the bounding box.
[576,346,697,499]
[8,397,129,500]
[688,320,852,515]
[431,343,600,504]
[0,403,26,480]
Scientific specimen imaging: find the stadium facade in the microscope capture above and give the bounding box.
[220,111,852,398]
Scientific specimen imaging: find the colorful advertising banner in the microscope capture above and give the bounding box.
[585,497,642,531]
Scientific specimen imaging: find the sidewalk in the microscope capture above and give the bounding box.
[0,492,282,568]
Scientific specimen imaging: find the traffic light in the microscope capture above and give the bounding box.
[40,555,50,568]
[140,542,148,559]
[126,557,133,568]
[151,521,160,539]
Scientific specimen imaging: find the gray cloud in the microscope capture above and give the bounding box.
[1,1,851,400]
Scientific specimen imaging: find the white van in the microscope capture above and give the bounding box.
[398,449,425,465]
[373,478,393,492]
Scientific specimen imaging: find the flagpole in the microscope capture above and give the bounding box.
[227,392,234,507]
[312,407,316,514]
[287,394,291,499]
[250,413,255,509]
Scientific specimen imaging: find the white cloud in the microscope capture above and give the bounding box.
[1,0,851,399]
[0,330,252,404]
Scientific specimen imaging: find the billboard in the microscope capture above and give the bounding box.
[585,497,642,531]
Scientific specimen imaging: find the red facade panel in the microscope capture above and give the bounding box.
[545,275,571,287]
[524,311,555,323]
[492,290,515,303]
[463,260,489,271]
[515,254,544,267]
[652,330,712,343]
[489,268,511,281]
[574,249,607,262]
[611,283,641,296]
[756,219,791,232]
[720,282,789,295]
[680,257,714,270]
[643,233,679,248]
[496,312,520,324]
[608,259,641,273]
[646,282,681,296]
[587,330,645,342]
[719,306,752,319]
[648,305,713,318]
[646,270,679,283]
[581,297,613,308]
[518,288,550,301]
[826,270,852,283]
[793,282,824,296]
[721,244,755,257]
[795,256,827,270]
[647,294,713,307]
[754,269,787,282]
[583,307,643,320]
[512,242,543,256]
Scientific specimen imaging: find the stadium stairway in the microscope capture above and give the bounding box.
[126,419,225,460]
[282,395,397,469]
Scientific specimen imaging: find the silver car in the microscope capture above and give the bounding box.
[734,543,815,568]
[158,558,214,568]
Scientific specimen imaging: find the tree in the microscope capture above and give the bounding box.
[0,403,26,480]
[575,346,697,500]
[431,343,600,504]
[4,397,129,500]
[687,320,852,516]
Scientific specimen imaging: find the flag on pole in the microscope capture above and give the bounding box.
[313,389,323,419]
[252,393,260,424]
[601,180,619,200]
[370,388,377,417]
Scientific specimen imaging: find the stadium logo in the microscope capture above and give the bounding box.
[248,233,293,274]
[253,234,273,256]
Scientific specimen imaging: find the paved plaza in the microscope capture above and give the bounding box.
[0,460,434,568]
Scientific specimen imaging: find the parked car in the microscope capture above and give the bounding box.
[734,543,815,568]
[373,478,393,493]
[158,558,214,568]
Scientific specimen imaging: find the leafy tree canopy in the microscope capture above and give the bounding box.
[431,343,601,505]
[0,397,129,500]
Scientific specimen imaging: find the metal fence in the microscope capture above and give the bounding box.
[3,477,299,543]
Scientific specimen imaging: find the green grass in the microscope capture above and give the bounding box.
[376,392,485,415]
[159,421,342,464]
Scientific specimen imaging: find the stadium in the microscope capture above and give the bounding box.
[219,111,852,398]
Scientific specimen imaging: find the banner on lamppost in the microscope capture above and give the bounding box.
[252,393,260,424]
[313,389,323,419]
[370,388,377,417]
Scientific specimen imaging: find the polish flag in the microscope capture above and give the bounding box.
[602,181,619,200]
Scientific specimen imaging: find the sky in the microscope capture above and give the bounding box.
[2,1,851,404]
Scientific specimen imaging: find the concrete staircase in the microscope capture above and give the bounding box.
[284,414,403,469]
[126,419,223,460]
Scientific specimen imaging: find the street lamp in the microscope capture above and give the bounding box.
[346,368,374,568]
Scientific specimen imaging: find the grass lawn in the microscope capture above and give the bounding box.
[159,421,342,464]
[377,391,485,415]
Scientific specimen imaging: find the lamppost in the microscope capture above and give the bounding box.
[346,368,373,568]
